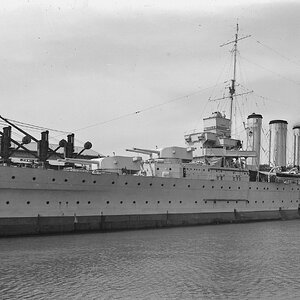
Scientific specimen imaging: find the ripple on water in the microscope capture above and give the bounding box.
[0,220,300,299]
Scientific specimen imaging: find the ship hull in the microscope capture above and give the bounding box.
[1,210,299,237]
[0,166,299,237]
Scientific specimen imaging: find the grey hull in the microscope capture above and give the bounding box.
[1,209,299,237]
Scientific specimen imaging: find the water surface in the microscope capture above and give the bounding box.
[0,220,299,299]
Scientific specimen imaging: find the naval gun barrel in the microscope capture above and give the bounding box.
[126,147,160,157]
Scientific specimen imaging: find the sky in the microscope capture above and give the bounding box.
[0,0,299,163]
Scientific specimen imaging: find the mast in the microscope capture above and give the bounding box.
[220,23,251,136]
[229,23,239,132]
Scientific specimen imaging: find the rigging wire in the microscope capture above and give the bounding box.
[252,92,300,110]
[253,37,300,67]
[1,34,298,152]
[193,50,233,130]
[5,118,70,134]
[240,55,300,86]
[72,83,223,133]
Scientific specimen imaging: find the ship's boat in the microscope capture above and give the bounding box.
[0,24,299,237]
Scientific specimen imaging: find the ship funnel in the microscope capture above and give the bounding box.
[269,120,288,167]
[293,124,300,167]
[246,113,262,170]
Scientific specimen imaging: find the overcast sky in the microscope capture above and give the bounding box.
[0,0,299,163]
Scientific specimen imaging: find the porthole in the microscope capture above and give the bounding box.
[112,181,115,184]
[93,180,96,184]
[283,188,285,191]
[125,182,128,185]
[249,187,251,189]
[145,201,148,204]
[272,200,274,203]
[204,201,207,204]
[64,179,68,182]
[6,201,9,205]
[267,188,269,190]
[179,200,182,203]
[26,201,30,205]
[77,201,80,204]
[229,187,231,190]
[291,200,293,203]
[227,201,229,204]
[106,201,109,204]
[149,183,152,186]
[157,201,160,204]
[247,200,249,203]
[221,186,223,189]
[236,201,238,204]
[281,200,284,203]
[169,201,171,204]
[137,183,141,186]
[82,180,85,183]
[262,201,264,203]
[120,201,123,204]
[88,201,91,204]
[59,201,62,205]
[12,176,15,179]
[161,183,164,187]
[173,184,176,187]
[212,186,214,189]
[256,187,259,190]
[32,177,36,181]
[214,200,216,204]
[202,185,205,188]
[157,168,159,170]
[52,178,55,182]
[238,187,240,190]
[133,201,136,204]
[195,201,197,204]
[66,201,68,205]
[188,185,191,188]
[255,201,257,203]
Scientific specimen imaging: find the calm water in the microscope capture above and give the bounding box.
[0,220,299,300]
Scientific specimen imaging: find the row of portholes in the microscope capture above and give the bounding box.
[112,180,300,192]
[115,181,300,192]
[3,199,299,206]
[109,200,189,205]
[254,200,298,204]
[249,186,300,191]
[10,175,97,184]
[117,182,248,190]
[117,181,300,191]
[107,200,248,205]
[8,175,300,192]
[204,200,247,204]
[4,201,92,205]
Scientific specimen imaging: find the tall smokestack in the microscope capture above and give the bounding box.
[293,124,300,167]
[247,113,263,170]
[269,120,288,167]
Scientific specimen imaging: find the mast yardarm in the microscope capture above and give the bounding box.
[220,23,251,134]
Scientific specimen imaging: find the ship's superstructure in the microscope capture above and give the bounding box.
[0,24,299,237]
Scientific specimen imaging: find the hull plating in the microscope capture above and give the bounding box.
[0,166,299,236]
[1,210,299,237]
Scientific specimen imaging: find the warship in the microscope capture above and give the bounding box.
[0,25,299,237]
